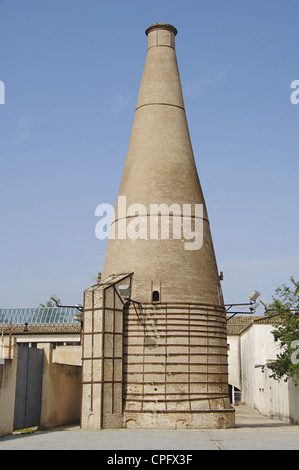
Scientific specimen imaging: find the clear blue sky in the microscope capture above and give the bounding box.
[0,0,298,311]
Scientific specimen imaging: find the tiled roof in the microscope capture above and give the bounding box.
[227,314,283,335]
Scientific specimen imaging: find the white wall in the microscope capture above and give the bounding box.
[288,379,299,424]
[227,335,242,390]
[240,323,299,423]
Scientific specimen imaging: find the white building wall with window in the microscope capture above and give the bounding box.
[237,322,299,423]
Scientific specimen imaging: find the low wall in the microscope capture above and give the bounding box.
[0,342,81,436]
[40,343,81,428]
[0,352,17,437]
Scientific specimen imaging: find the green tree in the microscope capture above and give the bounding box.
[39,300,55,308]
[266,277,299,384]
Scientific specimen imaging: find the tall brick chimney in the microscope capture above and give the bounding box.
[81,24,235,430]
[102,23,223,306]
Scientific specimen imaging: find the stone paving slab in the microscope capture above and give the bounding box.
[0,406,298,451]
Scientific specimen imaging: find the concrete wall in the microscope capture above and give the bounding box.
[0,353,17,437]
[52,345,82,366]
[288,378,299,424]
[40,343,81,428]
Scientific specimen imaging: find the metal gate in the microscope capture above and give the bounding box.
[13,346,44,430]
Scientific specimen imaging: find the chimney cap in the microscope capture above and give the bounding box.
[145,23,178,37]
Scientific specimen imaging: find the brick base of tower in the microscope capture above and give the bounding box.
[81,275,235,430]
[122,301,235,429]
[124,410,235,430]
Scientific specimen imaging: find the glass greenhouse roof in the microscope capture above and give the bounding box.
[0,307,80,326]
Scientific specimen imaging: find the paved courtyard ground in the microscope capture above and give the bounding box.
[0,405,298,451]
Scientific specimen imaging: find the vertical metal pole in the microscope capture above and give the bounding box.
[8,322,12,359]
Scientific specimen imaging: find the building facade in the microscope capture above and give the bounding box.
[227,315,299,424]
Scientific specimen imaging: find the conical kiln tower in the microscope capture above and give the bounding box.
[81,23,235,430]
